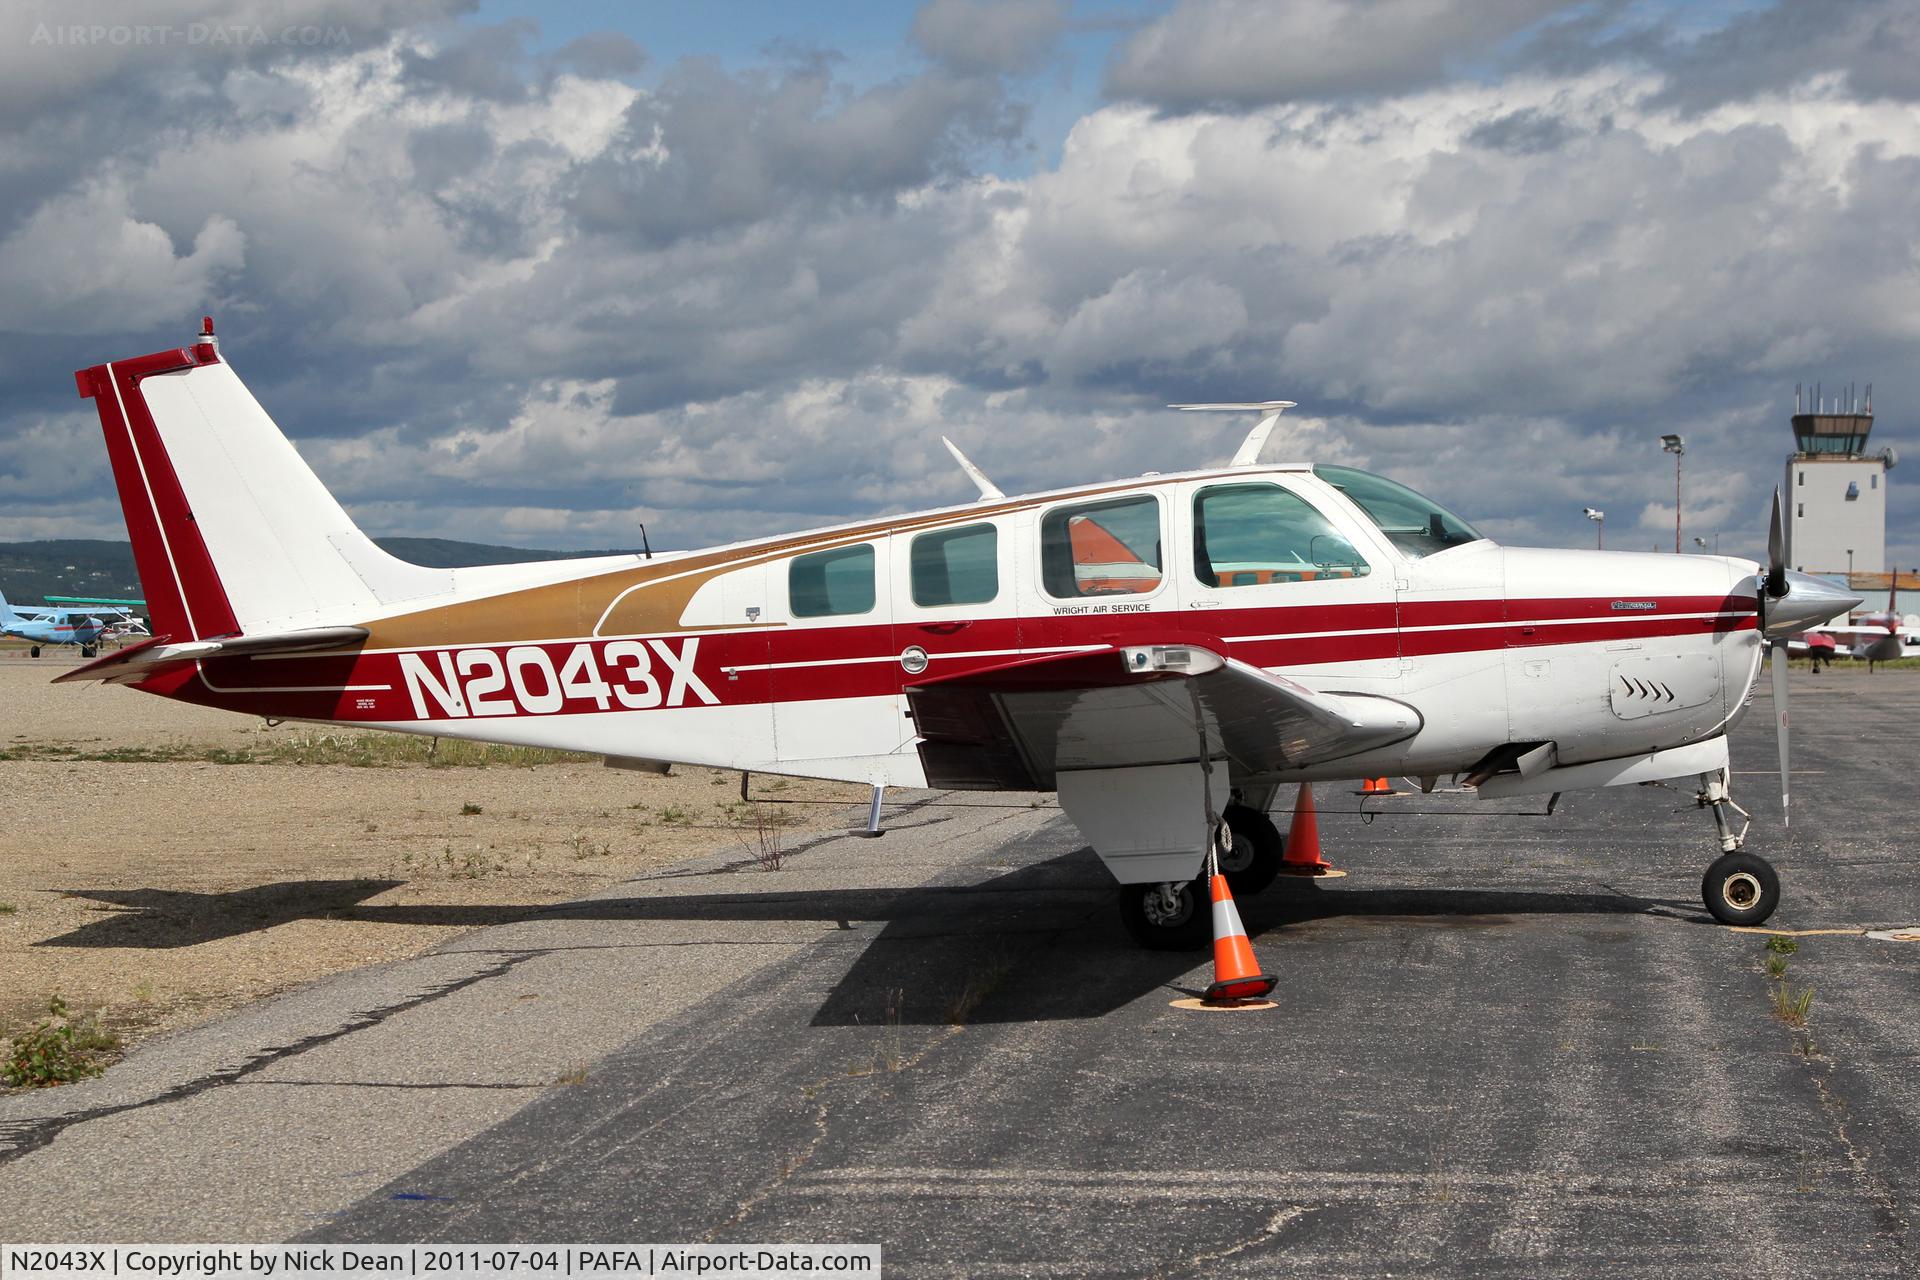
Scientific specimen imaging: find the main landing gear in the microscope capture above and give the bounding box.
[1118,804,1284,950]
[1695,770,1780,927]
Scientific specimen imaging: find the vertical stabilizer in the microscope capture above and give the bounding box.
[76,318,451,639]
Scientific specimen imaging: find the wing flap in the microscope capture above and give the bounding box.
[907,643,1421,789]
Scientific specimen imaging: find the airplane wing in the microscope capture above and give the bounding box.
[907,642,1421,789]
[52,626,369,685]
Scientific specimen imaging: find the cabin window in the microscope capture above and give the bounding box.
[1039,495,1162,598]
[1797,472,1805,487]
[789,544,876,618]
[911,523,998,607]
[1313,464,1481,559]
[1193,483,1371,587]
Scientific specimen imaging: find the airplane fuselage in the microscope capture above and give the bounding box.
[131,465,1767,792]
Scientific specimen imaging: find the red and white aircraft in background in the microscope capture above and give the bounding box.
[64,320,1858,946]
[1816,576,1916,669]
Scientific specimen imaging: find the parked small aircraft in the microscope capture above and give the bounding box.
[0,590,113,657]
[1823,576,1914,670]
[62,319,1859,944]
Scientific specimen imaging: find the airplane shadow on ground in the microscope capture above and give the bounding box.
[43,851,1706,1024]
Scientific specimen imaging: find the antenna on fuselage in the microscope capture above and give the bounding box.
[1169,401,1298,467]
[941,436,1005,501]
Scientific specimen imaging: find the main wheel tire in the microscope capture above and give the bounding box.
[29,646,40,658]
[1118,880,1211,950]
[1701,851,1780,927]
[1220,804,1284,896]
[80,645,96,658]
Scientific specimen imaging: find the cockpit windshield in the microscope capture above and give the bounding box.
[1313,465,1484,559]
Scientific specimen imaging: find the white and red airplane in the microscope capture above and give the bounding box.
[62,320,1858,946]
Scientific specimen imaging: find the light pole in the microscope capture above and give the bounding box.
[1847,548,1854,583]
[1583,506,1605,549]
[1660,434,1685,553]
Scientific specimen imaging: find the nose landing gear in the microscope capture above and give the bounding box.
[1695,769,1780,927]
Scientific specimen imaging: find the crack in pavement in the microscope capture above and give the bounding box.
[1800,1043,1911,1251]
[0,950,541,1166]
[1161,1205,1315,1277]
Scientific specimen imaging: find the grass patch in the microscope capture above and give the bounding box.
[0,732,592,768]
[0,902,15,916]
[1765,955,1791,979]
[3,996,119,1089]
[947,956,1013,1026]
[459,801,483,816]
[1766,936,1799,956]
[1772,982,1814,1028]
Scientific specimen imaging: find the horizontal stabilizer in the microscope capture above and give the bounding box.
[53,626,369,685]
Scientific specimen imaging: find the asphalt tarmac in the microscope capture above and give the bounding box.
[3,672,1918,1276]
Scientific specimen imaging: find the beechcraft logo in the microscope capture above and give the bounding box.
[1610,600,1657,611]
[398,639,718,720]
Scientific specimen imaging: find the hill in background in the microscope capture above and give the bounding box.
[0,539,639,612]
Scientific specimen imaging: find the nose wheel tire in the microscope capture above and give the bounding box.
[1220,804,1284,896]
[1701,851,1780,927]
[1119,879,1211,951]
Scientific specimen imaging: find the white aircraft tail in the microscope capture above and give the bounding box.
[76,318,457,640]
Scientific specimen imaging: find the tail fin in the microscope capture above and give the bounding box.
[76,318,453,640]
[0,589,15,624]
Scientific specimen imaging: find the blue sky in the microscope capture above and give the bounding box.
[1,0,1915,570]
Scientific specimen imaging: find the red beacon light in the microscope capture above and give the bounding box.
[195,314,218,354]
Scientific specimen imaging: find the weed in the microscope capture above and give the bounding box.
[130,981,155,1003]
[0,902,15,915]
[734,804,787,871]
[3,996,119,1088]
[566,834,611,861]
[876,988,906,1073]
[1766,936,1799,956]
[656,804,692,826]
[1765,955,1790,979]
[947,957,1013,1026]
[1772,982,1814,1028]
[460,802,483,816]
[766,777,790,792]
[555,1064,589,1086]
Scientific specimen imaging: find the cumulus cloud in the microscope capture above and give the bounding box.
[0,0,1917,572]
[0,180,245,334]
[911,0,1068,75]
[1105,0,1565,111]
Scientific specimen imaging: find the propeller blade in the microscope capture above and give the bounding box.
[1772,639,1790,828]
[1766,489,1788,599]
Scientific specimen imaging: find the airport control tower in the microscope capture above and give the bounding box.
[1785,382,1895,575]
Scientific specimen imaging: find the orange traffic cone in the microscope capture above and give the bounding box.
[1279,783,1335,875]
[1361,776,1390,794]
[1204,873,1276,1003]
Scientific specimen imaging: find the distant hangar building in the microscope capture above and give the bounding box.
[1784,382,1895,576]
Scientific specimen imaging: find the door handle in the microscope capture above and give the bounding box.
[919,621,973,635]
